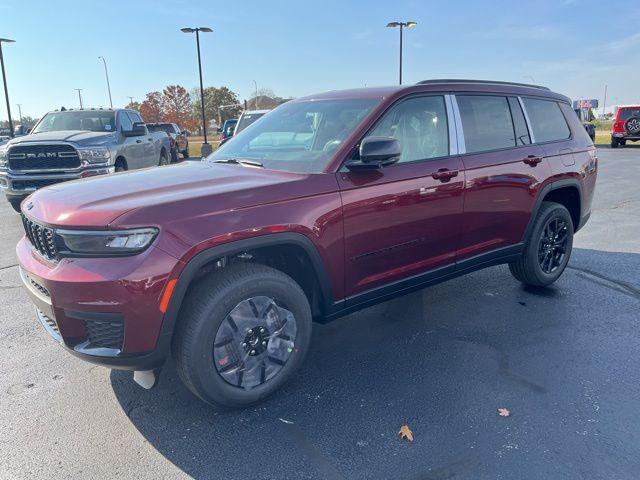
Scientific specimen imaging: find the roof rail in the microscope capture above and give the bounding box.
[417,79,550,91]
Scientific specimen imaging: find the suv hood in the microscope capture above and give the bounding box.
[6,130,115,147]
[25,161,317,227]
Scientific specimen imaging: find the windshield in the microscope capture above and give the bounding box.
[209,99,379,173]
[32,111,116,133]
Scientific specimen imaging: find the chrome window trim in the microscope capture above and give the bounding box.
[518,96,536,144]
[449,95,466,154]
[444,94,459,156]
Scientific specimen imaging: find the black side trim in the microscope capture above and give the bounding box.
[322,244,523,322]
[524,178,583,240]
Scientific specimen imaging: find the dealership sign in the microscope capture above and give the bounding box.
[573,99,599,109]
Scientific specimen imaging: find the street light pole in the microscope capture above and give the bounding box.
[386,21,417,85]
[181,26,213,156]
[75,89,83,109]
[602,85,608,119]
[0,38,16,137]
[98,56,113,108]
[16,103,21,122]
[253,80,258,109]
[128,96,134,105]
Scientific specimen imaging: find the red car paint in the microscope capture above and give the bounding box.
[16,81,597,370]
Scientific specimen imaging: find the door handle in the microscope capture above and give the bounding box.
[136,139,142,143]
[431,168,458,182]
[523,155,543,166]
[148,138,153,142]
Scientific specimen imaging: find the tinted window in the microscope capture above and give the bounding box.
[457,95,515,153]
[618,108,640,121]
[119,111,133,131]
[236,113,267,134]
[369,96,449,163]
[522,98,570,143]
[508,97,531,145]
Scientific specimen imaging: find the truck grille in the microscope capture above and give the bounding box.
[8,144,80,171]
[21,214,59,261]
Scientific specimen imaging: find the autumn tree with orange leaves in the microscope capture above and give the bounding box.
[139,92,164,123]
[162,85,196,131]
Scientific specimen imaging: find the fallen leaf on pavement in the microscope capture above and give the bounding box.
[498,408,510,417]
[398,425,413,442]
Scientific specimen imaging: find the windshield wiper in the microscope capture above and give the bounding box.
[213,158,264,168]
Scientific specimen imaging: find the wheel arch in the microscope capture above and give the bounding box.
[524,179,583,241]
[160,233,337,348]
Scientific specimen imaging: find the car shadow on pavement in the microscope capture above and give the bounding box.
[110,248,640,480]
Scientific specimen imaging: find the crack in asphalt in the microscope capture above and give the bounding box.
[0,264,18,271]
[568,265,640,300]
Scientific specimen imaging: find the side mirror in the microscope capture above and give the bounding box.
[123,122,147,137]
[347,136,401,170]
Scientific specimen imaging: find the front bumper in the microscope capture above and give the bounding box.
[17,237,180,370]
[0,166,115,200]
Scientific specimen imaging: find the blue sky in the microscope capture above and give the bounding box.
[0,0,637,120]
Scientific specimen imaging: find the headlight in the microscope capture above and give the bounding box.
[56,227,158,256]
[77,147,111,164]
[0,147,7,168]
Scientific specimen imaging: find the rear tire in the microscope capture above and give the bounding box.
[611,137,619,148]
[159,150,169,166]
[173,263,312,408]
[509,201,574,287]
[182,148,189,159]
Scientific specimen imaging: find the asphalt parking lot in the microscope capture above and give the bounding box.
[1,147,639,479]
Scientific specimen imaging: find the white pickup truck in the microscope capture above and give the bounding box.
[0,108,171,212]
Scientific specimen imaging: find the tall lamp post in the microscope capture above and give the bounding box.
[181,26,213,156]
[75,88,83,109]
[386,21,417,85]
[0,38,15,137]
[98,56,113,108]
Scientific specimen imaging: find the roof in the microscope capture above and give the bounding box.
[242,109,271,114]
[293,80,569,104]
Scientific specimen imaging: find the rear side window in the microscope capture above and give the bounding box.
[508,97,531,145]
[456,95,515,153]
[522,98,571,143]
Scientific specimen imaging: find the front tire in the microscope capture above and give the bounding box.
[173,263,312,408]
[159,150,169,166]
[509,201,574,287]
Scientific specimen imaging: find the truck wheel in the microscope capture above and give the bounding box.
[620,140,626,146]
[115,158,127,172]
[8,198,22,213]
[509,201,574,287]
[611,138,619,148]
[170,148,178,163]
[182,148,189,159]
[159,150,169,166]
[173,263,312,408]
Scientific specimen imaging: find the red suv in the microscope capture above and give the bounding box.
[611,105,640,148]
[17,80,597,407]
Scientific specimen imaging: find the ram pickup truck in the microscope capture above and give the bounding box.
[0,108,171,212]
[16,80,597,408]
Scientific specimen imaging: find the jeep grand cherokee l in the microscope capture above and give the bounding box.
[16,80,597,407]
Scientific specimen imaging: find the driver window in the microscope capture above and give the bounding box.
[119,111,133,132]
[369,96,449,163]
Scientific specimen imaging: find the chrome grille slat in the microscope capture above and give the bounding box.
[21,214,58,261]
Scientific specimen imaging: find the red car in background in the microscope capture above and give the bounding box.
[611,105,640,148]
[147,123,190,160]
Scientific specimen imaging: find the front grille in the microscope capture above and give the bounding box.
[21,214,58,261]
[12,178,68,191]
[8,144,80,171]
[84,319,124,350]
